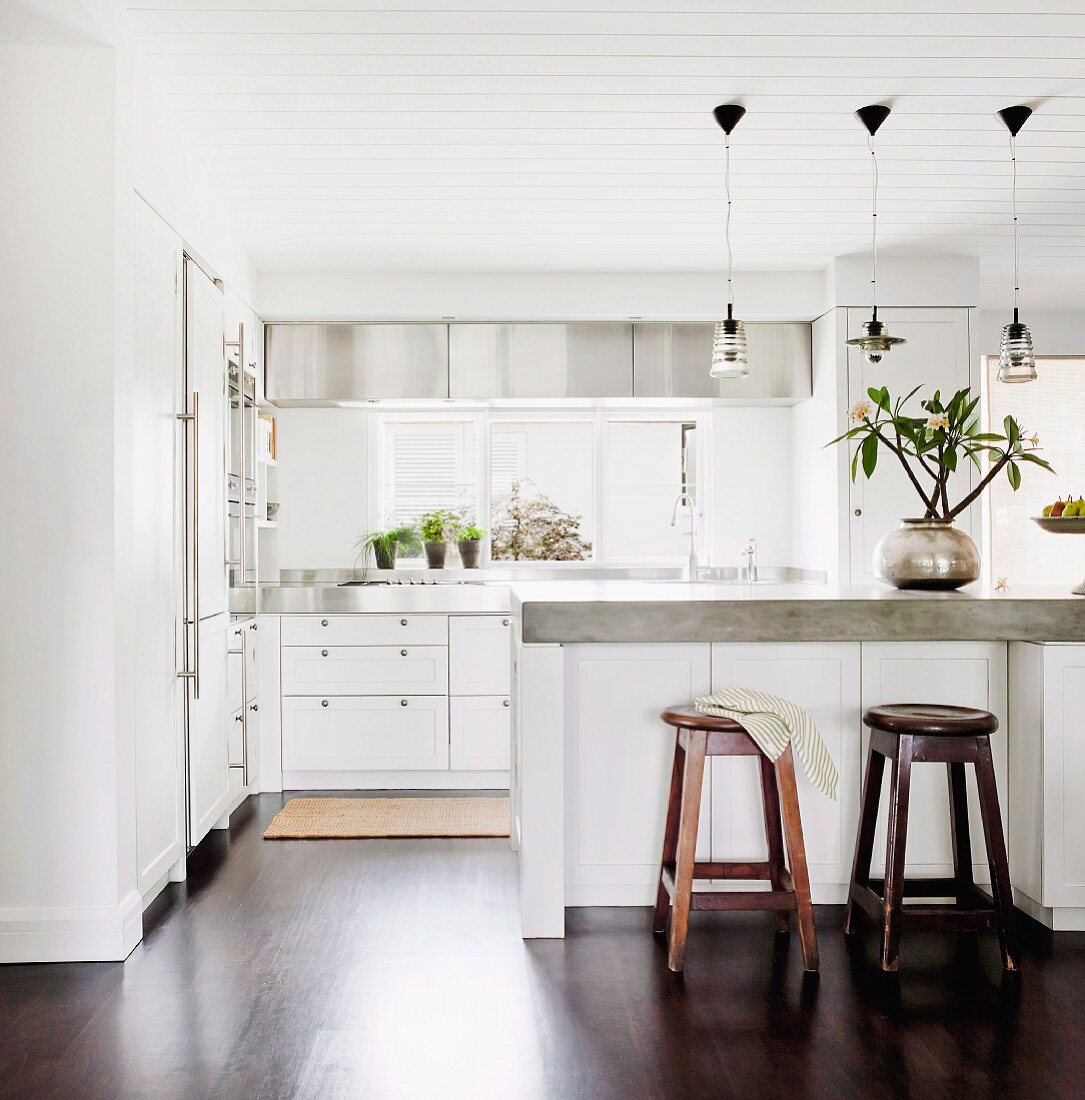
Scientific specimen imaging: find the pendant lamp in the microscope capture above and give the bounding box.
[996,105,1037,383]
[846,104,906,365]
[710,103,748,378]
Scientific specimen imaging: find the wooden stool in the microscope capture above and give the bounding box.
[654,705,819,973]
[844,704,1019,973]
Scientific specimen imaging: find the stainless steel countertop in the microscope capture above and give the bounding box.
[508,580,1085,644]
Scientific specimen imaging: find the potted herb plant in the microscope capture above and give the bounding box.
[830,385,1053,589]
[419,509,457,569]
[457,524,486,569]
[357,524,421,571]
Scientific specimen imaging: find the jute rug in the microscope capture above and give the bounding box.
[263,796,510,840]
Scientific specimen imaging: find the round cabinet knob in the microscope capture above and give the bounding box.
[321,649,329,657]
[321,699,329,708]
[400,699,408,707]
[502,619,510,627]
[854,508,862,517]
[400,649,408,657]
[400,619,408,626]
[321,619,329,627]
[503,699,510,708]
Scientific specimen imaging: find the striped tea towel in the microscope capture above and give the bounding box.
[694,688,839,801]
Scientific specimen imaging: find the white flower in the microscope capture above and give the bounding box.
[849,400,873,422]
[1027,434,1040,447]
[927,414,949,431]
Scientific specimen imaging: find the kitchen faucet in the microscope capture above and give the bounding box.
[670,491,698,582]
[741,538,758,583]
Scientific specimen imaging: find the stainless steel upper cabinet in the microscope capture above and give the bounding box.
[633,323,812,401]
[265,323,448,402]
[449,323,633,399]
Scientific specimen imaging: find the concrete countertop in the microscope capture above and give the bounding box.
[507,580,1085,644]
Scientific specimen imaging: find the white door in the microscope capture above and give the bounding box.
[133,199,186,898]
[846,307,974,585]
[185,259,227,620]
[188,613,231,847]
[710,643,862,891]
[450,616,512,695]
[450,696,511,771]
[861,642,1008,882]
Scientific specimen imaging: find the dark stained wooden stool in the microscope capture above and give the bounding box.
[844,704,1019,973]
[654,705,819,973]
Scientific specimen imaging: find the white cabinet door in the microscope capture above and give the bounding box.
[709,643,862,888]
[846,307,974,585]
[450,616,512,695]
[450,696,511,771]
[563,644,711,904]
[188,613,231,847]
[861,642,1008,881]
[229,706,245,767]
[281,646,449,696]
[133,198,185,898]
[244,624,258,701]
[282,696,449,771]
[185,260,228,619]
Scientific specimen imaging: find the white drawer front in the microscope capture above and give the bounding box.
[282,696,450,771]
[450,696,511,771]
[450,615,512,696]
[281,614,448,647]
[282,646,449,696]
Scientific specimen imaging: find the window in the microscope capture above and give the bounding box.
[986,357,1085,587]
[379,419,479,541]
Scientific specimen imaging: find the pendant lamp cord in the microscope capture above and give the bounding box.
[868,133,879,318]
[1011,133,1020,322]
[725,134,735,320]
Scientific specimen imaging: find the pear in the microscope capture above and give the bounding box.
[1051,498,1067,517]
[1066,500,1081,518]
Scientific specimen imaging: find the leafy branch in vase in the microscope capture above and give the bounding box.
[828,385,1054,521]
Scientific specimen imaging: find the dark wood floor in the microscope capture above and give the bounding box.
[3,792,1084,1099]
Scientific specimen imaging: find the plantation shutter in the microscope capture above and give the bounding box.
[383,422,475,527]
[491,431,527,499]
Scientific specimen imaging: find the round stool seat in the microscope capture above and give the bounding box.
[863,703,998,737]
[660,705,746,734]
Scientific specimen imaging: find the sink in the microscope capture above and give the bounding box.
[644,567,824,585]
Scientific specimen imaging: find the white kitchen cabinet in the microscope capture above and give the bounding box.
[229,706,246,767]
[281,646,449,697]
[1009,643,1085,925]
[450,615,512,695]
[228,651,244,714]
[450,696,511,771]
[709,643,862,891]
[861,642,1008,882]
[188,613,231,847]
[282,696,449,771]
[281,614,447,648]
[563,644,711,905]
[846,307,975,585]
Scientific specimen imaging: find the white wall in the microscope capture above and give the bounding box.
[978,310,1085,358]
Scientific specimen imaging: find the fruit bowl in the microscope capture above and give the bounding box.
[1031,516,1085,594]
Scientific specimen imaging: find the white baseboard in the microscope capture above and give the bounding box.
[1013,889,1085,931]
[0,890,143,963]
[281,770,509,791]
[565,882,849,907]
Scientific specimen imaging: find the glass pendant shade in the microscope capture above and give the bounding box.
[846,316,906,366]
[711,314,748,378]
[997,316,1037,383]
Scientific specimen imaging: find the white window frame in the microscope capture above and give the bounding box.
[370,407,712,568]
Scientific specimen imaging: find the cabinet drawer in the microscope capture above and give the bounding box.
[281,614,447,647]
[282,696,450,771]
[450,696,510,771]
[281,646,448,696]
[450,615,511,695]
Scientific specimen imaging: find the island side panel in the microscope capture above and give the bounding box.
[517,639,566,938]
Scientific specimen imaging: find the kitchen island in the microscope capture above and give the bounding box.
[508,581,1085,938]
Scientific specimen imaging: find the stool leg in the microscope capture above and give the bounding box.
[881,734,913,972]
[667,730,707,972]
[775,744,819,972]
[974,738,1020,973]
[654,734,686,935]
[947,760,974,908]
[844,743,886,935]
[758,753,790,934]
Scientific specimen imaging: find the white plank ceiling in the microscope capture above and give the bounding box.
[127,0,1085,304]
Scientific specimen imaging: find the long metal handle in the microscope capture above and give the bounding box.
[175,390,201,698]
